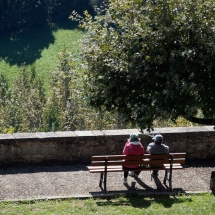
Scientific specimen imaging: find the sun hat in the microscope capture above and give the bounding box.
[129,133,139,141]
[153,134,163,142]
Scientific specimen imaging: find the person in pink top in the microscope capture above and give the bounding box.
[122,133,144,184]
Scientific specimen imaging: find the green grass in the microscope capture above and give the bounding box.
[0,193,214,215]
[0,22,83,87]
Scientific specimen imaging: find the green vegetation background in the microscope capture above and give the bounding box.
[0,20,194,134]
[0,20,135,133]
[0,21,82,88]
[1,0,199,133]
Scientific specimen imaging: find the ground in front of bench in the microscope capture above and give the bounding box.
[0,163,212,201]
[88,169,187,194]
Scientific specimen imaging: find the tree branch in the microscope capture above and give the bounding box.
[183,115,215,125]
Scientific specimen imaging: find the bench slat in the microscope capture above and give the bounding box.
[91,154,186,161]
[169,153,186,158]
[87,163,183,170]
[88,164,183,173]
[92,155,125,161]
[87,163,183,169]
[92,155,146,161]
[90,158,185,166]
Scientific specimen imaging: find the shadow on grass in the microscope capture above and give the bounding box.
[0,20,80,66]
[0,27,55,66]
[94,193,192,209]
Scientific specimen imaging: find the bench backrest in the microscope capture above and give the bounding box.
[91,153,186,167]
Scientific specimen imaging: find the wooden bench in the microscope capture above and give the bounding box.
[87,153,186,192]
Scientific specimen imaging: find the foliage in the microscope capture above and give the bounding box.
[0,64,47,132]
[0,50,131,133]
[89,0,108,10]
[42,105,61,132]
[71,0,215,132]
[0,194,215,215]
[45,50,131,131]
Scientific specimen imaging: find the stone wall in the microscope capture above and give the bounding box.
[0,126,215,165]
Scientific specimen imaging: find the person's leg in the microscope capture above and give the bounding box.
[122,171,128,184]
[124,171,129,178]
[128,171,134,177]
[134,170,141,177]
[152,170,159,176]
[122,166,129,184]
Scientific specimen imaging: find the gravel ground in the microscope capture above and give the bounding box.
[0,159,215,201]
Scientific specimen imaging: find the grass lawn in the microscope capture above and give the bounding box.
[0,22,83,87]
[0,193,214,215]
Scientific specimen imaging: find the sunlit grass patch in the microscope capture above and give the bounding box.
[0,193,214,215]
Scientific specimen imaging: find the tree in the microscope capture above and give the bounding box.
[46,49,130,131]
[71,0,215,131]
[0,64,46,132]
[89,0,108,10]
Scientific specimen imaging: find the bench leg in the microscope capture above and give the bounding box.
[169,170,172,190]
[163,170,168,184]
[99,172,107,193]
[163,170,172,190]
[104,172,107,193]
[99,173,104,187]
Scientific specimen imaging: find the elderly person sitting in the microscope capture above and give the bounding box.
[146,134,169,177]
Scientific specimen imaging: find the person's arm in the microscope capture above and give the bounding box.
[146,144,151,154]
[123,144,129,155]
[163,144,169,153]
[166,146,169,153]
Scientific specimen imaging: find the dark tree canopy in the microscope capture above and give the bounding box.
[0,0,96,33]
[72,0,215,131]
